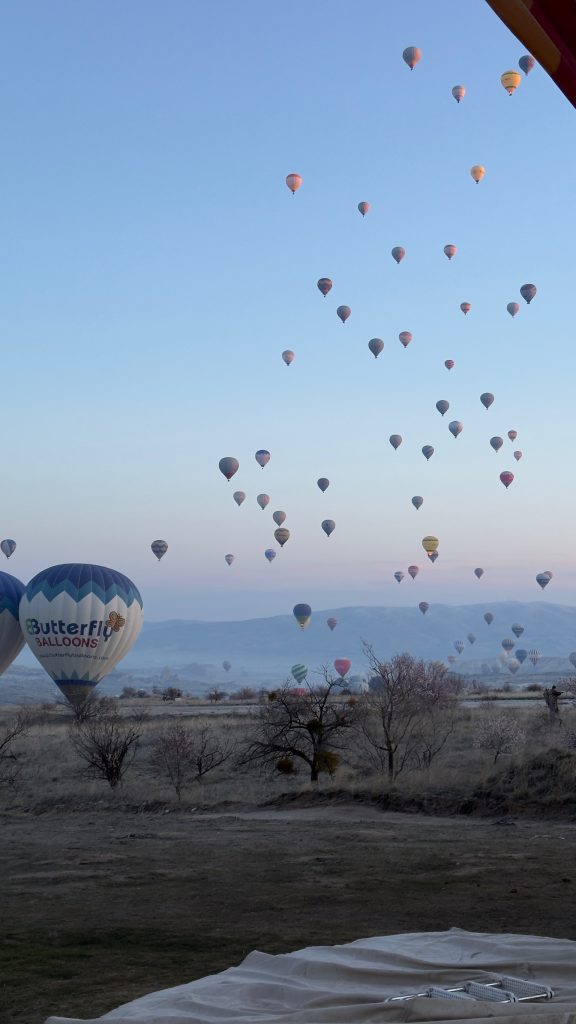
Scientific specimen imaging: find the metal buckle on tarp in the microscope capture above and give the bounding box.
[386,975,554,1003]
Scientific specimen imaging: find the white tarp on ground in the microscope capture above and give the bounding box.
[45,929,576,1024]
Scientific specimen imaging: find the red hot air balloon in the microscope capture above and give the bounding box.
[334,658,351,679]
[399,331,412,348]
[317,278,332,297]
[500,471,514,489]
[286,173,302,194]
[219,457,239,481]
[337,305,351,324]
[460,302,471,315]
[358,201,370,216]
[327,617,337,631]
[444,359,454,370]
[443,244,457,260]
[508,430,518,441]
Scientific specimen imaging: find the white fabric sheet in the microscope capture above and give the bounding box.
[45,929,576,1024]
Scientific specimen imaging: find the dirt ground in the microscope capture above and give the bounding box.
[2,805,576,1024]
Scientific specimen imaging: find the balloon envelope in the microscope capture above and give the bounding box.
[337,305,351,323]
[391,246,405,264]
[368,338,384,359]
[490,436,504,452]
[422,536,439,555]
[327,617,337,631]
[452,85,465,103]
[321,519,336,537]
[467,634,476,645]
[500,471,514,489]
[454,640,464,654]
[443,244,457,260]
[0,571,25,676]
[508,430,518,441]
[408,565,419,579]
[511,623,524,638]
[317,478,330,492]
[460,302,471,314]
[291,663,308,684]
[444,359,454,370]
[0,539,16,559]
[399,331,412,348]
[422,446,434,460]
[225,554,234,566]
[317,278,333,297]
[436,400,449,416]
[19,564,143,705]
[264,549,276,563]
[501,70,521,94]
[507,302,519,317]
[484,612,494,624]
[502,638,515,652]
[389,434,402,450]
[286,173,302,193]
[293,603,312,629]
[411,496,423,510]
[419,602,429,615]
[480,392,494,409]
[520,283,537,304]
[470,165,485,183]
[151,540,168,561]
[536,572,551,590]
[394,571,404,583]
[448,420,463,438]
[474,568,484,579]
[257,493,270,509]
[233,491,246,506]
[358,201,370,216]
[570,652,576,670]
[274,528,290,547]
[222,660,231,672]
[516,649,527,664]
[529,649,540,666]
[219,457,239,481]
[334,658,351,678]
[519,54,535,75]
[402,46,421,69]
[282,350,295,366]
[273,511,286,526]
[255,449,270,469]
[514,450,522,461]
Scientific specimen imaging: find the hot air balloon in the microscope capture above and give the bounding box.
[368,338,384,358]
[0,572,25,676]
[399,331,412,348]
[448,420,463,438]
[422,536,439,557]
[257,494,270,510]
[419,601,429,615]
[511,623,524,638]
[474,568,484,579]
[516,649,527,664]
[470,165,485,183]
[452,85,466,103]
[293,603,312,629]
[508,430,518,441]
[264,549,276,563]
[507,302,519,317]
[480,392,494,409]
[402,46,421,69]
[219,457,239,481]
[0,540,16,559]
[389,434,402,450]
[358,201,370,216]
[273,511,286,526]
[536,572,552,590]
[275,528,290,547]
[334,658,351,679]
[151,540,168,561]
[394,571,404,584]
[520,283,537,305]
[321,519,335,537]
[391,246,405,264]
[570,652,576,670]
[222,660,231,672]
[429,551,439,563]
[408,565,419,580]
[317,278,333,297]
[454,640,465,655]
[460,303,472,318]
[233,490,246,506]
[500,471,514,489]
[436,400,449,416]
[467,634,476,645]
[444,244,457,260]
[507,659,520,675]
[529,649,540,667]
[286,173,302,194]
[422,446,434,460]
[484,612,494,625]
[444,359,454,370]
[412,496,423,510]
[317,478,330,492]
[490,436,504,452]
[327,617,337,631]
[514,450,522,461]
[291,663,308,684]
[519,55,535,75]
[225,554,234,566]
[255,450,270,469]
[502,638,515,652]
[501,70,521,94]
[282,350,295,366]
[19,564,143,705]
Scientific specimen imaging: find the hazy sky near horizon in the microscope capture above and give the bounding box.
[2,1,576,621]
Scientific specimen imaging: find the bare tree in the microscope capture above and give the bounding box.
[57,693,118,723]
[150,722,234,800]
[0,711,31,788]
[238,669,357,782]
[359,647,462,780]
[474,709,525,763]
[207,687,227,703]
[70,711,146,788]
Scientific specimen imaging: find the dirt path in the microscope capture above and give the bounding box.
[2,806,575,1024]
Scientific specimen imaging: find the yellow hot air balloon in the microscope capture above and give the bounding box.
[421,536,439,556]
[501,71,521,96]
[470,165,485,184]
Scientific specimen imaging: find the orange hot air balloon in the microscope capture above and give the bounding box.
[501,70,521,95]
[402,46,421,70]
[286,173,302,194]
[470,165,485,184]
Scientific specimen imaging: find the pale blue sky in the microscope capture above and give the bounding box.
[2,0,575,619]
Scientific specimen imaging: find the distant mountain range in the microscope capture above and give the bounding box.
[4,601,576,705]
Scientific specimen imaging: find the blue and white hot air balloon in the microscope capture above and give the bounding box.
[1,539,17,559]
[0,572,25,676]
[19,564,143,705]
